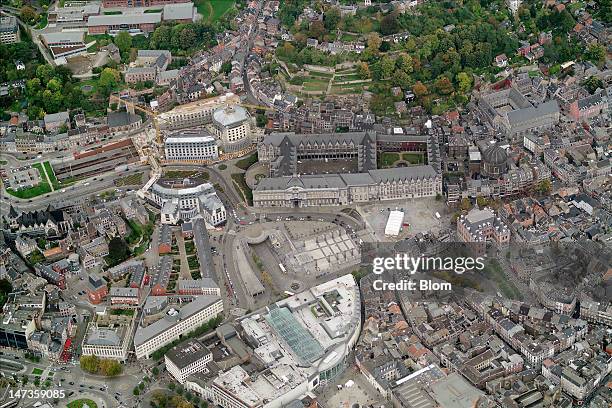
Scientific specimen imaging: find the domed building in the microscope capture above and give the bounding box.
[481,144,508,178]
[212,105,252,153]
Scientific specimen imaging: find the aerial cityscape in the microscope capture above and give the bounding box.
[0,0,610,407]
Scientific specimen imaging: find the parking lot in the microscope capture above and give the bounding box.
[358,197,450,241]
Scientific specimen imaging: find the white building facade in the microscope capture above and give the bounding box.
[164,132,219,162]
[134,296,223,359]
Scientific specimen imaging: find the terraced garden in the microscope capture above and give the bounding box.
[287,66,371,96]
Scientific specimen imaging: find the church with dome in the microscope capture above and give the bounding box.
[480,143,509,179]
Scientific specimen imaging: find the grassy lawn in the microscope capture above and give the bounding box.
[144,8,162,13]
[187,255,200,269]
[334,73,363,82]
[115,173,143,187]
[402,152,426,165]
[378,152,400,167]
[164,170,198,179]
[307,70,334,79]
[302,80,329,92]
[231,173,252,205]
[126,219,143,245]
[35,13,48,29]
[235,152,258,170]
[340,33,359,41]
[32,368,43,375]
[196,0,235,22]
[331,84,367,94]
[485,260,523,300]
[0,160,7,165]
[67,399,98,408]
[43,161,60,190]
[5,163,51,199]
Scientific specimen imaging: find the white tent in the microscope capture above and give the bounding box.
[384,210,404,236]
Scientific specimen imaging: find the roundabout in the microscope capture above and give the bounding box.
[66,398,98,408]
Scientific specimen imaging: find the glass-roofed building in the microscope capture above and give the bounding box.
[210,274,361,408]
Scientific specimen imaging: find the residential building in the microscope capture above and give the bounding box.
[569,94,608,122]
[41,32,87,59]
[158,93,240,131]
[86,273,108,305]
[147,179,226,226]
[165,339,213,384]
[457,207,511,244]
[212,106,252,152]
[0,15,20,44]
[164,130,219,162]
[81,314,134,362]
[134,295,223,359]
[109,287,140,305]
[43,111,70,133]
[177,279,221,296]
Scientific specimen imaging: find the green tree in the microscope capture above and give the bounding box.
[380,12,399,35]
[309,21,325,39]
[80,355,100,373]
[380,56,395,79]
[583,76,604,94]
[585,44,605,67]
[0,279,12,309]
[412,81,429,98]
[536,179,551,195]
[476,196,489,208]
[108,237,129,264]
[98,68,120,93]
[20,6,38,24]
[99,358,122,376]
[36,64,55,83]
[324,7,341,31]
[37,238,47,250]
[434,76,454,95]
[151,25,172,49]
[456,72,473,94]
[396,54,413,75]
[114,31,133,55]
[357,62,371,79]
[366,32,382,52]
[256,113,267,128]
[220,61,232,74]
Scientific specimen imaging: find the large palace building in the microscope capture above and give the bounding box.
[254,131,441,207]
[102,0,189,8]
[253,167,442,208]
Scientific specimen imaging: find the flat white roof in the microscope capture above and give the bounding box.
[87,13,161,26]
[385,210,404,236]
[165,135,216,144]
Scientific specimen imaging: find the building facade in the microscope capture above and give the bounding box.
[158,93,240,131]
[0,16,20,44]
[212,106,252,153]
[457,207,510,244]
[253,167,442,208]
[134,296,223,359]
[164,131,219,162]
[165,339,213,384]
[148,180,226,226]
